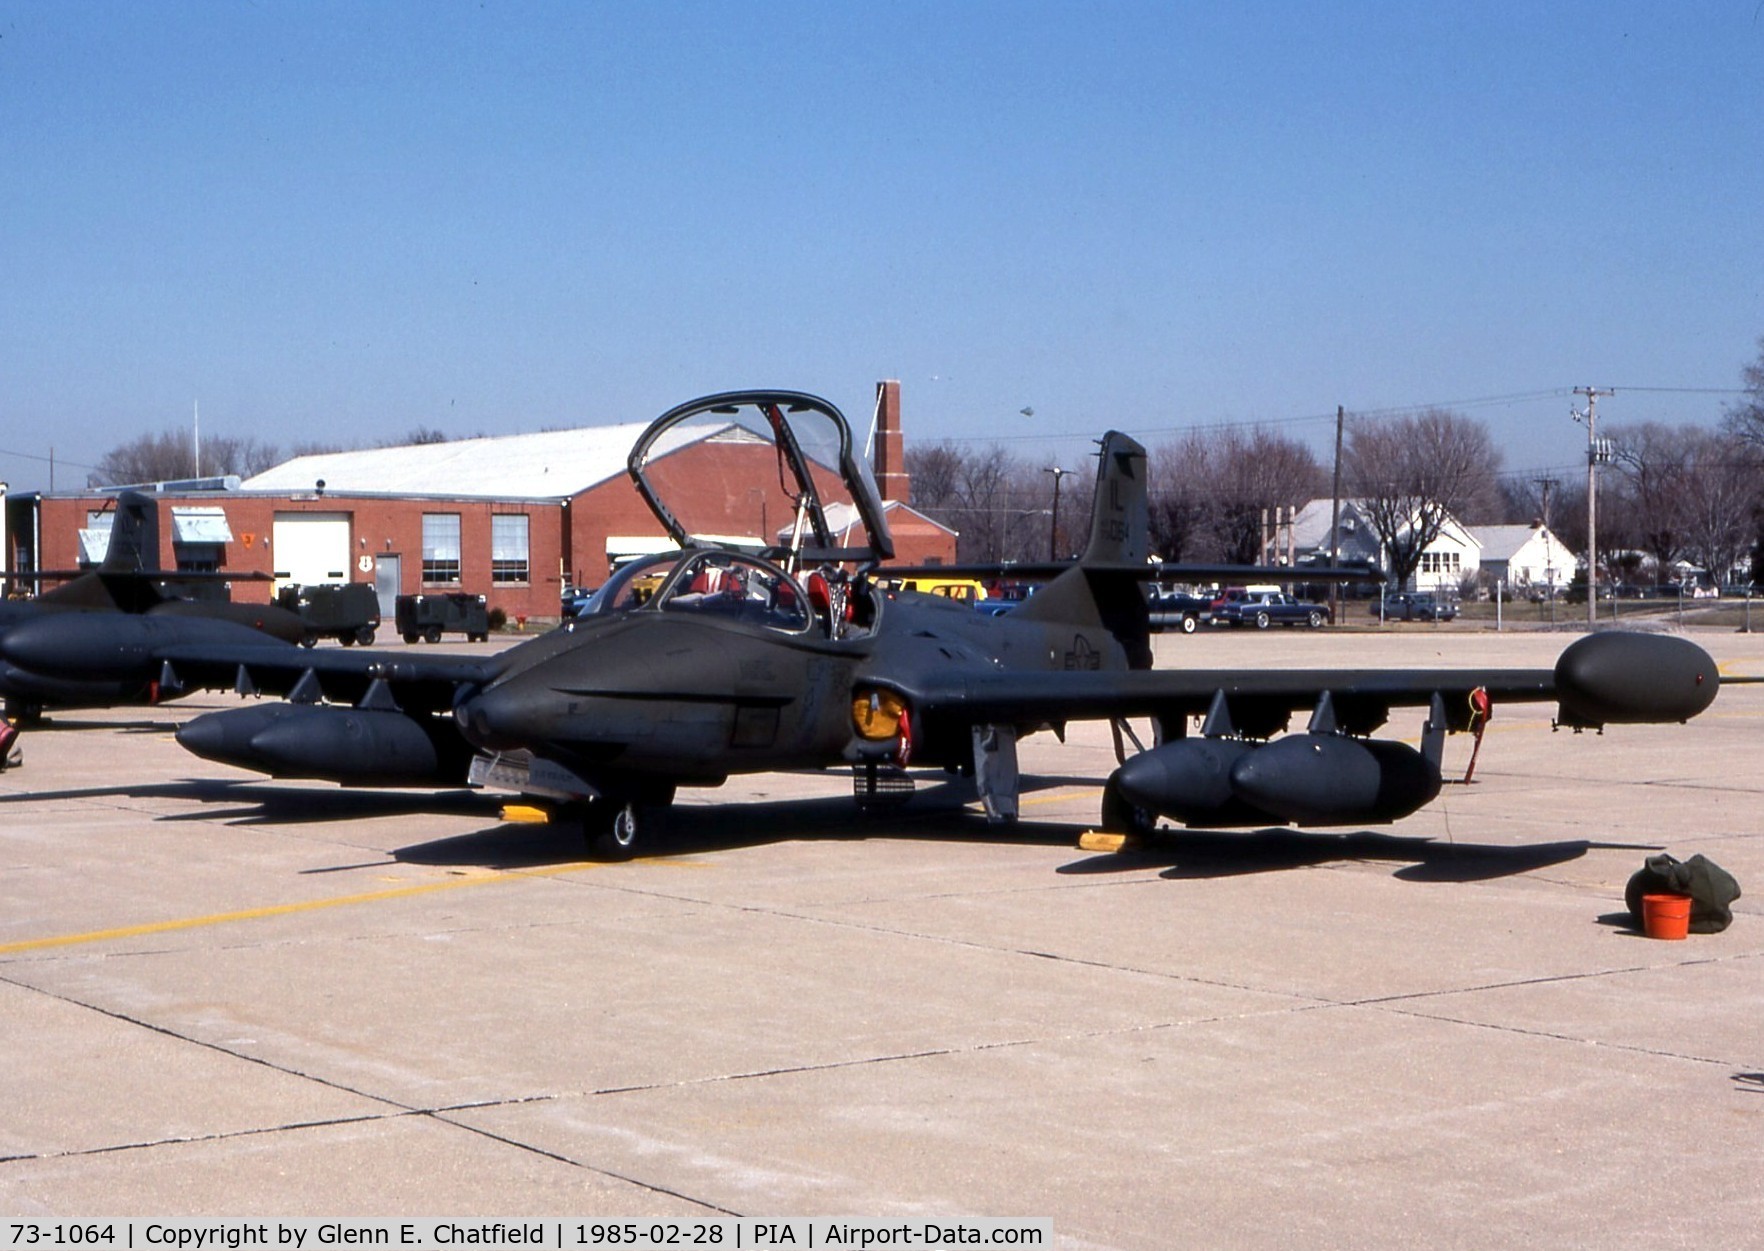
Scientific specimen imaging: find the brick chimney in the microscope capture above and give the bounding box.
[873,379,910,504]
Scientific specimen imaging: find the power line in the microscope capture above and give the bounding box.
[0,445,100,471]
[1609,385,1751,396]
[921,380,1754,448]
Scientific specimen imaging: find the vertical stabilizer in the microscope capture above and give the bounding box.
[1077,432,1149,566]
[1016,432,1154,667]
[42,491,167,610]
[100,491,160,574]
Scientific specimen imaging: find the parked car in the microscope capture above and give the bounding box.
[1208,585,1281,615]
[1214,590,1331,629]
[561,585,598,618]
[1374,592,1458,622]
[1148,589,1213,634]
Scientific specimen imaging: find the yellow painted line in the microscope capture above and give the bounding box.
[1021,789,1096,808]
[0,862,601,957]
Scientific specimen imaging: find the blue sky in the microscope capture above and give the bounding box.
[3,1,1761,493]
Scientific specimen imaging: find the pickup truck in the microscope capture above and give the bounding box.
[1374,592,1458,622]
[1148,590,1213,634]
[1213,590,1331,629]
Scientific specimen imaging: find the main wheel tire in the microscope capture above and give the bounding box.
[1254,610,1271,630]
[339,633,355,646]
[402,632,419,644]
[424,626,442,644]
[300,632,318,649]
[1180,614,1198,634]
[355,626,376,646]
[1307,610,1324,628]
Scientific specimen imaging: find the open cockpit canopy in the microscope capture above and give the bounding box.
[626,390,894,569]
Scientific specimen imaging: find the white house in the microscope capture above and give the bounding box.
[1291,498,1481,594]
[1468,523,1571,596]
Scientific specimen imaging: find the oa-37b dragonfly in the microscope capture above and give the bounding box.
[1,390,1722,855]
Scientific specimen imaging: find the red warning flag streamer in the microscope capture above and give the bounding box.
[1462,686,1492,783]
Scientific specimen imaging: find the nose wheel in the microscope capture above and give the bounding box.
[569,786,676,859]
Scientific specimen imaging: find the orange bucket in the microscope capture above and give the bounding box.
[1641,893,1692,940]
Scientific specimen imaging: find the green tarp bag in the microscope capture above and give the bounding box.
[1625,853,1741,935]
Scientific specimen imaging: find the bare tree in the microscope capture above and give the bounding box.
[1723,334,1764,452]
[1495,475,1556,527]
[91,428,284,486]
[1607,422,1693,574]
[1147,427,1324,564]
[1148,430,1218,562]
[904,442,1046,562]
[1345,409,1501,588]
[383,426,456,447]
[1677,429,1759,584]
[1208,428,1326,565]
[904,445,963,516]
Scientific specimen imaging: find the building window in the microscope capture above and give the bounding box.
[175,543,224,574]
[491,514,529,585]
[422,513,461,583]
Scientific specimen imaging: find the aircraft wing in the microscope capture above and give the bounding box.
[0,608,502,713]
[875,632,1720,739]
[149,640,502,710]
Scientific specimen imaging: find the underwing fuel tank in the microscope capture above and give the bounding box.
[1553,632,1719,726]
[1229,734,1442,826]
[1111,738,1284,828]
[176,704,467,786]
[1113,734,1441,828]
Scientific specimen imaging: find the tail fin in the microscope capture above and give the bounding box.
[1076,431,1149,566]
[1016,432,1154,667]
[42,491,166,610]
[100,491,160,574]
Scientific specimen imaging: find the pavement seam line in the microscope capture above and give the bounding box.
[0,975,741,1215]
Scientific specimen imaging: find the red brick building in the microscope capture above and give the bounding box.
[10,383,954,623]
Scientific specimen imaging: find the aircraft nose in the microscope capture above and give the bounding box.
[455,684,531,751]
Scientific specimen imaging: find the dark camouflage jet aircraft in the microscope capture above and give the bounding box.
[0,491,304,735]
[0,391,1725,854]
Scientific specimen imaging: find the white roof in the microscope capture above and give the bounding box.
[1292,497,1479,551]
[797,499,958,542]
[243,421,756,499]
[1468,524,1558,562]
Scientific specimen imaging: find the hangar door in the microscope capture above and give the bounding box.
[272,512,351,591]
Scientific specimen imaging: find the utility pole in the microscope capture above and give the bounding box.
[1044,466,1075,561]
[1329,404,1344,622]
[1533,475,1560,604]
[1573,387,1615,630]
[1531,476,1557,528]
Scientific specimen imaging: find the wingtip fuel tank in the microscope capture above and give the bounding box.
[1553,632,1719,727]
